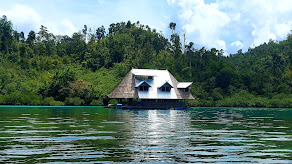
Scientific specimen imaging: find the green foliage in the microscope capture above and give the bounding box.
[82,67,120,98]
[0,15,291,107]
[65,97,85,106]
[0,95,3,104]
[43,97,64,106]
[0,92,42,105]
[39,68,76,101]
[267,94,292,108]
[0,15,13,54]
[108,99,118,105]
[216,90,255,107]
[90,99,104,106]
[215,91,292,108]
[70,79,96,103]
[187,99,200,107]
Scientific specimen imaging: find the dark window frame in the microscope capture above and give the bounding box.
[139,85,149,91]
[161,86,170,92]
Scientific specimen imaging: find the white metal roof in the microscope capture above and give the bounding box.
[177,82,193,88]
[108,68,195,99]
[132,69,163,76]
[132,69,177,99]
[158,81,173,88]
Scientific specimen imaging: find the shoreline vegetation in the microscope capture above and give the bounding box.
[0,16,291,108]
[0,105,291,109]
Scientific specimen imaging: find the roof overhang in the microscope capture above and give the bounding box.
[135,80,151,88]
[177,82,193,88]
[158,81,173,88]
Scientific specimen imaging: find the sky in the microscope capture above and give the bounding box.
[1,0,292,55]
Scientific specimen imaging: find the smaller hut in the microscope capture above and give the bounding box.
[108,69,194,109]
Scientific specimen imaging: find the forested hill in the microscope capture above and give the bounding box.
[0,15,291,107]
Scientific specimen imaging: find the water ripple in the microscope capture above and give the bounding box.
[0,107,291,163]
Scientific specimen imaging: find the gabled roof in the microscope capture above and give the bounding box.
[108,69,194,99]
[177,82,193,88]
[135,80,151,87]
[158,81,173,88]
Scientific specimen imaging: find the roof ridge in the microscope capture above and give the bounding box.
[132,68,168,71]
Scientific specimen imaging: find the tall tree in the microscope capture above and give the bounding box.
[27,30,36,45]
[82,25,87,41]
[169,22,176,34]
[19,31,25,42]
[13,31,19,42]
[96,25,105,40]
[182,29,186,53]
[0,15,13,53]
[185,42,195,67]
[126,20,132,29]
[37,25,49,41]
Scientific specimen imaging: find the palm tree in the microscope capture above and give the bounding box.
[169,22,176,34]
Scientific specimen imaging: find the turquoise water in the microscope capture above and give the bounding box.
[0,106,291,163]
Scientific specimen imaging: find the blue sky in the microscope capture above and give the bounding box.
[1,0,292,54]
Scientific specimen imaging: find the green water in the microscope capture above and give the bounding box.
[0,106,291,163]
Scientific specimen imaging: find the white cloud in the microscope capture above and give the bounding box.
[251,25,277,47]
[167,0,176,5]
[230,41,243,53]
[231,41,243,49]
[274,24,291,39]
[172,0,292,54]
[175,0,230,52]
[48,19,77,36]
[0,3,78,36]
[1,0,171,39]
[0,4,41,31]
[113,0,170,35]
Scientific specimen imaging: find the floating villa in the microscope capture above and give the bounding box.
[108,69,194,109]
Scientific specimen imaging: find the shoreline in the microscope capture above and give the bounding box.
[0,105,291,109]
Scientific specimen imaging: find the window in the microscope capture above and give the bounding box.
[166,87,170,92]
[139,86,149,91]
[184,88,189,92]
[148,76,153,80]
[161,86,170,92]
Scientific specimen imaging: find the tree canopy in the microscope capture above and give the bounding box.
[0,15,291,107]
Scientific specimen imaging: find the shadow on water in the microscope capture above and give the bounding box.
[0,106,291,163]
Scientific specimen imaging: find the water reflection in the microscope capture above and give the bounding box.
[126,110,192,162]
[0,107,291,163]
